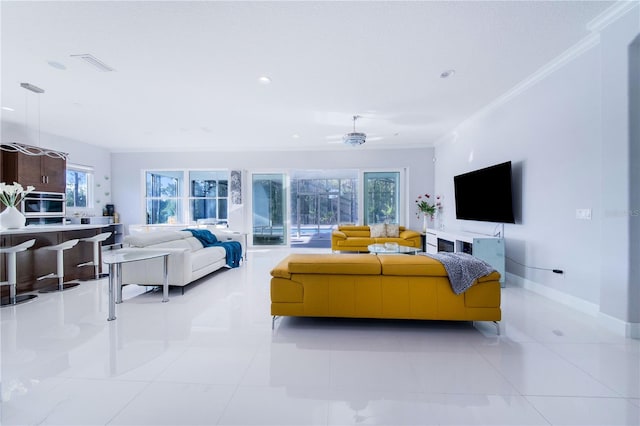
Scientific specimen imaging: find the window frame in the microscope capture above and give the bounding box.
[66,164,94,209]
[360,169,405,226]
[142,169,231,225]
[188,170,229,225]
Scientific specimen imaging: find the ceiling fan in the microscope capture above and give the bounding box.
[325,114,385,145]
[343,115,366,146]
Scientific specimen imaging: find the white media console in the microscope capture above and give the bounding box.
[425,229,506,286]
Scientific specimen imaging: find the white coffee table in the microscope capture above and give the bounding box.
[102,248,170,321]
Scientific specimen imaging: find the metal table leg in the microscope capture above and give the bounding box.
[108,264,117,321]
[115,264,123,304]
[162,254,169,303]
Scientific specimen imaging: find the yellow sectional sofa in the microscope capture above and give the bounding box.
[270,253,501,332]
[331,225,421,252]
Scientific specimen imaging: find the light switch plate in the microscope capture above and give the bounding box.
[576,208,592,220]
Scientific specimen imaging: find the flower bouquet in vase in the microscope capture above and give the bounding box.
[415,193,441,232]
[0,182,35,229]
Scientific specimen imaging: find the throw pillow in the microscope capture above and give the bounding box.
[370,223,386,238]
[385,223,400,237]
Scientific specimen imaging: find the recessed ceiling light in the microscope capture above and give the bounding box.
[440,69,456,78]
[292,133,300,139]
[47,60,66,70]
[2,106,15,112]
[258,76,272,85]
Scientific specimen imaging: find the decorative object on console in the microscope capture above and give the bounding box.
[0,182,35,229]
[343,115,366,146]
[415,193,441,232]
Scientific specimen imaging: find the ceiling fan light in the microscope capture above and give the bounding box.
[343,132,366,146]
[343,115,366,146]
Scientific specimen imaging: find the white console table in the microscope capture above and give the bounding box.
[426,229,505,286]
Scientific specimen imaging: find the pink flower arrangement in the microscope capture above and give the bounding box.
[415,193,442,219]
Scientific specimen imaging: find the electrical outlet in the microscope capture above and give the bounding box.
[576,208,592,220]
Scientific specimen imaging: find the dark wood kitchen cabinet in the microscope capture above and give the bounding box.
[1,143,66,193]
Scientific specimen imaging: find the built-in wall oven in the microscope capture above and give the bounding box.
[21,192,66,225]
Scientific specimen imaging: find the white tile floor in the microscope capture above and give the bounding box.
[1,247,639,425]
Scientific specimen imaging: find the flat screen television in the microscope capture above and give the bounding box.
[454,161,515,223]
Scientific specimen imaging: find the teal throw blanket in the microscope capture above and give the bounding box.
[184,229,242,268]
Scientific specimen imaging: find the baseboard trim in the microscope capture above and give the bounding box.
[506,272,599,315]
[506,273,638,339]
[627,322,640,339]
[597,311,640,338]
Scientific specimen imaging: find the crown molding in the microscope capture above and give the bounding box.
[587,0,639,33]
[435,32,601,147]
[435,1,640,148]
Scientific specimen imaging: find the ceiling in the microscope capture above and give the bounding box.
[1,1,616,153]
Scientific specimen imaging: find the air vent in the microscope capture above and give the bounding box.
[70,54,115,72]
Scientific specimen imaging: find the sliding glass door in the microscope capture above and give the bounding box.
[290,170,358,248]
[249,169,403,247]
[252,173,286,245]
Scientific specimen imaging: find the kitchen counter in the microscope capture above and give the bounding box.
[1,224,108,296]
[0,224,105,235]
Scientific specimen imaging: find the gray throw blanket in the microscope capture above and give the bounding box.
[426,252,496,295]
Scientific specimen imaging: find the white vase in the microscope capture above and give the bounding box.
[0,206,26,229]
[422,215,428,233]
[434,211,442,230]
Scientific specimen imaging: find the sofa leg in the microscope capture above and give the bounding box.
[271,315,279,330]
[493,321,501,336]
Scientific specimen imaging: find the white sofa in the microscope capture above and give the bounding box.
[119,229,244,293]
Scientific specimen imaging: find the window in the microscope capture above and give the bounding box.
[66,165,93,208]
[363,171,400,225]
[144,170,230,225]
[189,171,228,225]
[145,171,182,224]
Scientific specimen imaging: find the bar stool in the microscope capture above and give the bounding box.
[77,232,112,280]
[1,239,37,306]
[37,239,80,293]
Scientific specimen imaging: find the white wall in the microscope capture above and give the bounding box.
[435,4,639,329]
[1,121,112,218]
[599,8,640,326]
[629,34,640,326]
[111,147,435,233]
